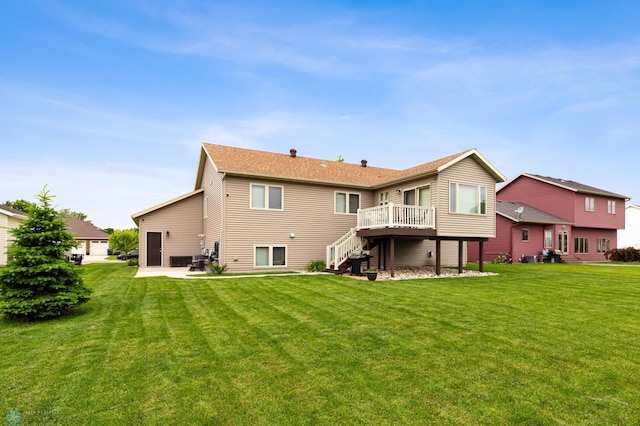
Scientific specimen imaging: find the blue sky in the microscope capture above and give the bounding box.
[2,1,639,229]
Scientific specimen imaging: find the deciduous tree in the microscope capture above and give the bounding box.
[109,228,139,253]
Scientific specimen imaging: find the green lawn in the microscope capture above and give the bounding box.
[1,263,639,424]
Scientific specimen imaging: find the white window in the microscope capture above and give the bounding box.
[335,192,360,214]
[403,190,415,206]
[403,186,430,206]
[449,183,487,215]
[585,197,595,212]
[597,238,610,253]
[379,192,389,205]
[544,230,553,248]
[251,184,283,210]
[608,200,616,214]
[255,245,287,267]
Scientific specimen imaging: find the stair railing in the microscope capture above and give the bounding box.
[326,227,364,271]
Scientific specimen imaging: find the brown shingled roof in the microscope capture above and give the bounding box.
[203,144,397,187]
[65,218,110,240]
[201,144,502,188]
[0,204,27,217]
[515,173,629,200]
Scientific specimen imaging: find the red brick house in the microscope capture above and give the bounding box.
[469,173,629,263]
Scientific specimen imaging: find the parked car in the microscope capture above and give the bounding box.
[117,250,139,260]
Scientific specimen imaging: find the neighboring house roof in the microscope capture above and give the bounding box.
[65,218,110,240]
[0,204,27,219]
[500,173,629,200]
[131,189,204,223]
[497,200,574,225]
[197,143,506,189]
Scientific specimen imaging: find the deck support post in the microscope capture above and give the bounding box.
[479,240,485,272]
[390,237,395,277]
[458,240,464,274]
[435,238,441,276]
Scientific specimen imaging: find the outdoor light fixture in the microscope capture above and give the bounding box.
[166,230,170,237]
[396,189,402,194]
[290,232,295,239]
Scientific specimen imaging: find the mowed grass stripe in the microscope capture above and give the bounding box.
[1,263,639,424]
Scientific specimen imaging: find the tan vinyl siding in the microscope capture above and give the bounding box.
[436,157,497,238]
[201,159,225,254]
[223,175,374,272]
[138,192,204,267]
[0,215,23,266]
[376,239,464,268]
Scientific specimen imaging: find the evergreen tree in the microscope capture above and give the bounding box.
[0,187,91,320]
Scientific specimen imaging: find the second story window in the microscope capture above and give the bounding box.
[449,182,487,215]
[336,192,360,214]
[608,200,616,214]
[251,184,283,210]
[585,197,595,212]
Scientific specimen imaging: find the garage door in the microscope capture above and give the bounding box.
[89,240,110,256]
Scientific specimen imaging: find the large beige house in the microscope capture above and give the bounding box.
[0,204,27,266]
[132,143,506,276]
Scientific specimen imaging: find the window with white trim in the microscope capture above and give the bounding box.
[449,183,487,214]
[403,186,431,206]
[522,229,529,242]
[585,197,595,212]
[544,230,553,248]
[251,184,283,210]
[379,192,389,205]
[335,192,360,214]
[575,237,589,254]
[597,238,610,253]
[255,245,287,267]
[608,200,616,214]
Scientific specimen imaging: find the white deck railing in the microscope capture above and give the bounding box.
[326,205,435,272]
[326,227,365,271]
[357,203,436,230]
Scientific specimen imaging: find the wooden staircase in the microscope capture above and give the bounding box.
[325,229,382,274]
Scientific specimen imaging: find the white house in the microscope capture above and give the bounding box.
[618,205,640,249]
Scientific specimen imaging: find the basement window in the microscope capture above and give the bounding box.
[255,245,287,267]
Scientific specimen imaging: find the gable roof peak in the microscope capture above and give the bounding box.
[520,173,629,199]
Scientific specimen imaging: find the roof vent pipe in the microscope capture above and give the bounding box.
[290,149,297,157]
[361,159,367,167]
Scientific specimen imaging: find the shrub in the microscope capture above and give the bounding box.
[307,259,326,272]
[208,263,228,274]
[604,247,640,262]
[127,258,139,267]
